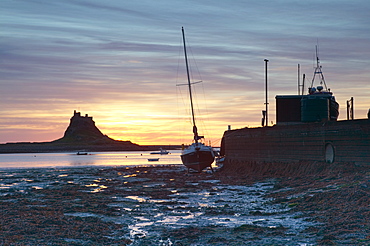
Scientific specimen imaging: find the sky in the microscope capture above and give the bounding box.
[1,0,370,146]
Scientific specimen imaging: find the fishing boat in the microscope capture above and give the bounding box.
[304,46,339,122]
[179,27,215,172]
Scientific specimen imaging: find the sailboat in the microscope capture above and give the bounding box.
[179,27,215,172]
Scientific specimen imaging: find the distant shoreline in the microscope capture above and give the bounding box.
[0,142,183,154]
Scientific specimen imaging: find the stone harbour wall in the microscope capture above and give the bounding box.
[222,119,370,166]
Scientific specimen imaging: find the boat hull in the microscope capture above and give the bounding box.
[181,144,215,172]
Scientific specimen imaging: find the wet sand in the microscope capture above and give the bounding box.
[1,164,369,245]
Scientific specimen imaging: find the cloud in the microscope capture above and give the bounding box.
[1,0,370,144]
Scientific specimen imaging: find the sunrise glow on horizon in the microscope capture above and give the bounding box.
[1,1,370,146]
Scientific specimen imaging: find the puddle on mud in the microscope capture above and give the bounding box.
[0,166,318,245]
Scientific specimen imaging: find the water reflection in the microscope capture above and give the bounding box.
[0,150,183,168]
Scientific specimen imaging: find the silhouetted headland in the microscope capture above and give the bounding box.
[0,111,181,153]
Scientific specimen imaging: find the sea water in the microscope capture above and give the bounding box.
[0,150,183,169]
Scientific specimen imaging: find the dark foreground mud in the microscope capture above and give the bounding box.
[0,163,369,245]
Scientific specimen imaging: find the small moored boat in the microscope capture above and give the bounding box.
[76,152,88,155]
[150,148,169,155]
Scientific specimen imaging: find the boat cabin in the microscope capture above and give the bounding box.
[276,87,339,125]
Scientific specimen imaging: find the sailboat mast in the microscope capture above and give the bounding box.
[182,27,198,142]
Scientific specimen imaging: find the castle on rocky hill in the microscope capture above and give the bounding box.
[55,110,115,144]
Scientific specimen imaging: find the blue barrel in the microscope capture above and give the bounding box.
[301,96,329,122]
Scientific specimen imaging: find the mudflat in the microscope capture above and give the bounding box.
[1,164,369,245]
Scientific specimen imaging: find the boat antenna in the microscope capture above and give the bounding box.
[298,64,306,95]
[182,27,199,142]
[310,45,328,90]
